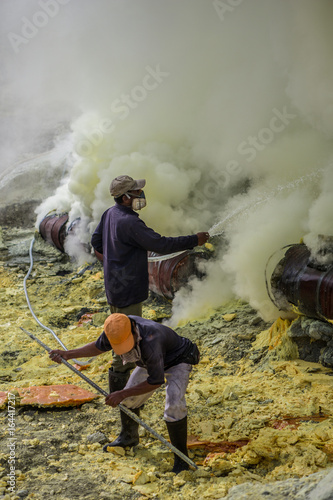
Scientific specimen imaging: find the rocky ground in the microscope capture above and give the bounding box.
[0,225,333,500]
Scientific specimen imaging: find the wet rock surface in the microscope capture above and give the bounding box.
[0,226,333,499]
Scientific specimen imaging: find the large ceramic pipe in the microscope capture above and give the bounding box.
[39,213,69,252]
[270,243,333,322]
[148,250,206,300]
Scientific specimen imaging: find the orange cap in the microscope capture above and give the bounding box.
[103,314,134,355]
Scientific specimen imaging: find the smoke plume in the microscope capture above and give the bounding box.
[1,0,332,324]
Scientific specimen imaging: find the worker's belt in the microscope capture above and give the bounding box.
[169,341,200,368]
[181,342,200,365]
[165,341,200,371]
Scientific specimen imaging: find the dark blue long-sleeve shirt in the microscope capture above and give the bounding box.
[91,204,198,307]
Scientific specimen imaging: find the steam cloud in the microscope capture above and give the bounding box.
[1,0,333,324]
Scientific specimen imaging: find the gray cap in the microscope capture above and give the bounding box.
[109,175,146,197]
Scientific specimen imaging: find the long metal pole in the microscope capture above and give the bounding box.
[20,327,198,470]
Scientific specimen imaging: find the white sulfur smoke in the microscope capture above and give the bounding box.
[1,0,333,324]
[304,161,333,263]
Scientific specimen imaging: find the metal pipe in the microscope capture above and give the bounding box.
[269,243,333,322]
[148,249,208,300]
[39,213,69,252]
[20,327,198,470]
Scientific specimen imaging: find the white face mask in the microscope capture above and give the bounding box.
[121,345,141,365]
[125,191,147,210]
[121,325,142,365]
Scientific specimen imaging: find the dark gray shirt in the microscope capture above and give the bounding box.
[95,316,195,385]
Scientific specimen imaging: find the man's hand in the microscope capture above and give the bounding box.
[196,232,210,246]
[94,249,104,262]
[105,380,162,407]
[49,342,102,364]
[105,390,126,407]
[49,349,68,364]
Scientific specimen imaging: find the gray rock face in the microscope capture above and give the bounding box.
[288,317,333,368]
[224,469,333,500]
[0,139,72,227]
[307,468,333,500]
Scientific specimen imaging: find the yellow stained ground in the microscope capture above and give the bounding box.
[0,261,333,499]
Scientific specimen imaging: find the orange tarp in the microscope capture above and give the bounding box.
[187,435,250,453]
[18,384,98,407]
[0,391,8,409]
[1,385,98,407]
[270,414,329,430]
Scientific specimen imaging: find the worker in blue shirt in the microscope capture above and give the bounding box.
[91,175,209,391]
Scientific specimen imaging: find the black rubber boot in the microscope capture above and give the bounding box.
[108,369,130,393]
[103,407,141,451]
[165,416,190,473]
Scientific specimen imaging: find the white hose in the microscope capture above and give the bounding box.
[23,236,85,366]
[147,250,187,262]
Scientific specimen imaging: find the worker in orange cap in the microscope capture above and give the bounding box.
[49,313,200,474]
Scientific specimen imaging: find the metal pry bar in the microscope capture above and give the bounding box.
[20,327,198,470]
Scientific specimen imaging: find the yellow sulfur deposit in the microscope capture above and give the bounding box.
[253,317,298,359]
[222,313,237,322]
[0,259,333,499]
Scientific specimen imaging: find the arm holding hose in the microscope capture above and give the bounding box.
[196,232,210,246]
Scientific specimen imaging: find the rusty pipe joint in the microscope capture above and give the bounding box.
[148,247,213,300]
[269,242,333,323]
[39,212,85,253]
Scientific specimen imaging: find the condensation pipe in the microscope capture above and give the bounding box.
[148,249,209,300]
[39,213,69,252]
[268,243,333,323]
